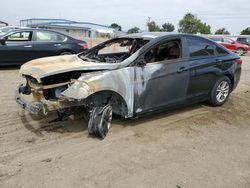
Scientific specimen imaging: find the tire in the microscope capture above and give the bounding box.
[88,105,112,139]
[209,76,231,106]
[60,51,72,55]
[236,48,244,56]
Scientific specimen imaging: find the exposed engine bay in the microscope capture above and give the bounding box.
[80,38,149,63]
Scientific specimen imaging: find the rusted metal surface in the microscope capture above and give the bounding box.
[28,79,70,90]
[20,55,120,82]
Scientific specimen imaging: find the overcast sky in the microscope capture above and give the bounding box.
[1,0,250,34]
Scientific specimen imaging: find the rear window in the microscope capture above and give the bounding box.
[187,37,216,57]
[216,46,228,55]
[237,38,245,42]
[35,31,66,42]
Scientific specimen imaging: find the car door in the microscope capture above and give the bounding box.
[133,37,190,114]
[185,36,228,99]
[31,31,66,58]
[0,31,33,65]
[221,38,235,51]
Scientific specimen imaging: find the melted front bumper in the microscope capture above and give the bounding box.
[15,84,47,116]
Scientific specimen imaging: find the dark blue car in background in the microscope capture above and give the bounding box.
[0,28,88,66]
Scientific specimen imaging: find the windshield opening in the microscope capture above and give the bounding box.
[79,38,149,63]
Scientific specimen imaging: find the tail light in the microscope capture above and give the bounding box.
[78,43,88,49]
[236,58,242,65]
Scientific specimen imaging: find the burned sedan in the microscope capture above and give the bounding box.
[15,32,242,138]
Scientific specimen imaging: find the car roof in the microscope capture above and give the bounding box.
[237,37,250,39]
[118,32,208,40]
[2,28,69,38]
[208,36,224,38]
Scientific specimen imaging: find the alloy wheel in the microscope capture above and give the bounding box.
[216,81,230,103]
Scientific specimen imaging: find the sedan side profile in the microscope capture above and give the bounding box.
[15,33,242,138]
[0,28,88,66]
[209,36,249,56]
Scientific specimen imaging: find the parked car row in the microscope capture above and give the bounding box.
[208,36,249,56]
[0,26,249,66]
[0,28,88,66]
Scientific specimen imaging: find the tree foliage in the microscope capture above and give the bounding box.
[240,27,250,35]
[110,23,122,31]
[128,27,140,34]
[147,21,175,32]
[161,23,175,32]
[178,13,211,34]
[215,28,230,35]
[147,21,161,32]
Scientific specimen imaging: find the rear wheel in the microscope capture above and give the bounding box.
[60,51,72,55]
[88,105,112,139]
[236,48,244,56]
[209,76,231,106]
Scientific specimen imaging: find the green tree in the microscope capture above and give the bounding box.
[240,27,250,35]
[128,27,140,34]
[161,23,175,32]
[178,13,211,34]
[147,21,161,32]
[110,23,122,31]
[215,28,230,35]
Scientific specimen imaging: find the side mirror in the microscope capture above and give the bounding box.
[0,38,6,45]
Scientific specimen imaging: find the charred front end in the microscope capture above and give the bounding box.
[16,71,88,116]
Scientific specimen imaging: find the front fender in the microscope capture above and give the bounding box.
[61,67,135,117]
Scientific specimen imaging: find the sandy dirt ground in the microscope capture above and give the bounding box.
[0,55,250,188]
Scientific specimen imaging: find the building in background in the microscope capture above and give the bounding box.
[0,21,8,27]
[20,18,122,38]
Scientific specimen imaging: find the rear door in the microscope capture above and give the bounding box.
[0,31,33,65]
[31,31,67,58]
[185,36,229,99]
[134,37,190,114]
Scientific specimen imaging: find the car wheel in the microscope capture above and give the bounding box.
[60,51,72,55]
[209,76,231,106]
[88,105,112,139]
[236,48,244,56]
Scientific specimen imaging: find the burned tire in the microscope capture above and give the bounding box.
[88,105,112,139]
[209,76,231,106]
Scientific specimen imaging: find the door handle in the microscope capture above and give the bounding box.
[177,66,187,73]
[54,44,61,47]
[24,45,32,48]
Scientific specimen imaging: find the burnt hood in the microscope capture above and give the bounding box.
[20,55,119,82]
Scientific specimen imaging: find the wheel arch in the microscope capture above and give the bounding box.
[86,90,129,117]
[59,49,75,55]
[224,73,234,91]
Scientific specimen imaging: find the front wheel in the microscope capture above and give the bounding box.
[209,76,231,106]
[88,105,112,139]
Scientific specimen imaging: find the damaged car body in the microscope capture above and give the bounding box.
[15,32,242,138]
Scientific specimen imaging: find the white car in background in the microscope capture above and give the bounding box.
[0,26,27,36]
